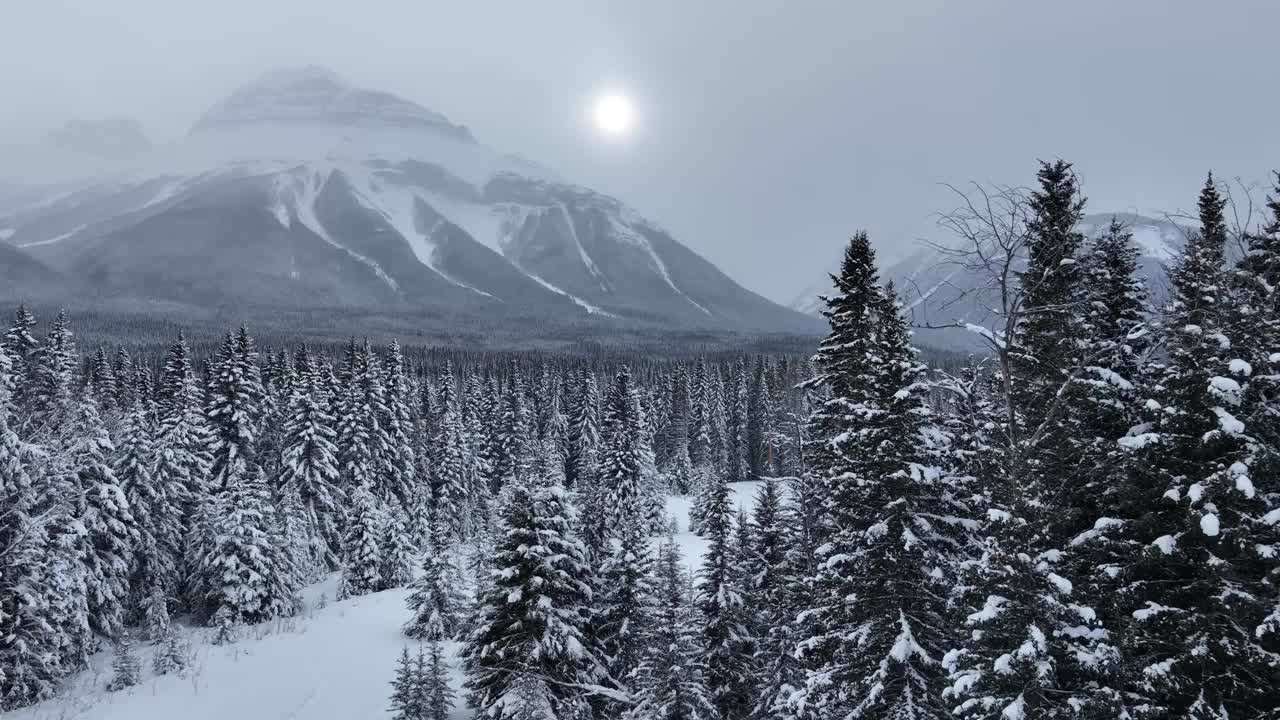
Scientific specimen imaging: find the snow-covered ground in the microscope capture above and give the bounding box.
[16,482,764,720]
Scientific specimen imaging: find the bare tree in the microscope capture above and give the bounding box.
[914,180,1151,496]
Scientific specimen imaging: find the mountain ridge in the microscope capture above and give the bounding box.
[0,67,821,339]
[790,212,1194,350]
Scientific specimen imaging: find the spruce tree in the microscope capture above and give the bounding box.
[277,351,343,569]
[153,627,190,677]
[625,536,714,720]
[337,339,393,500]
[67,388,137,640]
[192,460,300,625]
[117,373,182,620]
[697,471,752,720]
[381,340,417,512]
[1111,173,1280,717]
[1012,160,1087,425]
[0,344,67,710]
[1,305,38,415]
[390,646,425,720]
[461,468,598,719]
[340,481,384,598]
[493,371,533,492]
[205,327,266,491]
[797,285,972,719]
[404,513,466,641]
[596,514,657,698]
[378,503,416,591]
[944,163,1120,719]
[106,631,141,691]
[142,583,171,643]
[424,640,457,720]
[88,348,118,415]
[155,332,212,520]
[431,366,469,542]
[26,310,78,434]
[600,367,646,535]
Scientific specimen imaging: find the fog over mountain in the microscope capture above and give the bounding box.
[3,2,1280,305]
[0,67,819,339]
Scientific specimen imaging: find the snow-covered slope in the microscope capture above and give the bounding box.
[0,67,818,336]
[791,213,1193,349]
[12,483,765,720]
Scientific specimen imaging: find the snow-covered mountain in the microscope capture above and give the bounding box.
[790,213,1193,350]
[0,67,818,336]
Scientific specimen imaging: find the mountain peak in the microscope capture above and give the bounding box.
[190,66,475,142]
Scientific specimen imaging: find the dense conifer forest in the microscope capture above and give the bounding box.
[3,161,1279,718]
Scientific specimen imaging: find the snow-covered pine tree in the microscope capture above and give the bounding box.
[944,163,1121,719]
[205,326,266,492]
[800,233,884,545]
[112,349,135,412]
[1228,171,1280,467]
[256,352,289,486]
[142,583,171,643]
[688,357,709,467]
[87,348,118,415]
[745,356,767,480]
[746,478,807,720]
[1,305,38,415]
[116,369,183,624]
[0,344,71,710]
[339,480,384,599]
[1112,173,1280,718]
[106,631,140,691]
[25,310,78,435]
[431,365,469,541]
[464,371,497,536]
[155,332,212,512]
[726,358,749,483]
[336,339,395,504]
[697,469,753,720]
[423,640,457,720]
[596,513,657,702]
[277,350,343,569]
[624,535,715,720]
[191,461,300,625]
[381,340,417,513]
[404,511,466,641]
[390,646,425,720]
[795,274,971,719]
[493,369,534,493]
[600,367,647,535]
[635,389,668,533]
[461,465,599,719]
[378,501,416,591]
[1011,160,1087,430]
[154,333,215,612]
[65,386,137,641]
[152,626,190,677]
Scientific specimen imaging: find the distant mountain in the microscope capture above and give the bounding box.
[47,118,151,160]
[791,213,1193,350]
[0,67,819,338]
[0,243,67,300]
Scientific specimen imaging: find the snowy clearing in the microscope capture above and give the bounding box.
[15,483,763,720]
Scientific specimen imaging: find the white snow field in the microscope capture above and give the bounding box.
[15,482,765,720]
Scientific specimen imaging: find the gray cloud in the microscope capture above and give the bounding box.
[2,0,1278,302]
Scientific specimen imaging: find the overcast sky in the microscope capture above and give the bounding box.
[3,1,1279,304]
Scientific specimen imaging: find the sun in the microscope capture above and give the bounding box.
[593,93,635,137]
